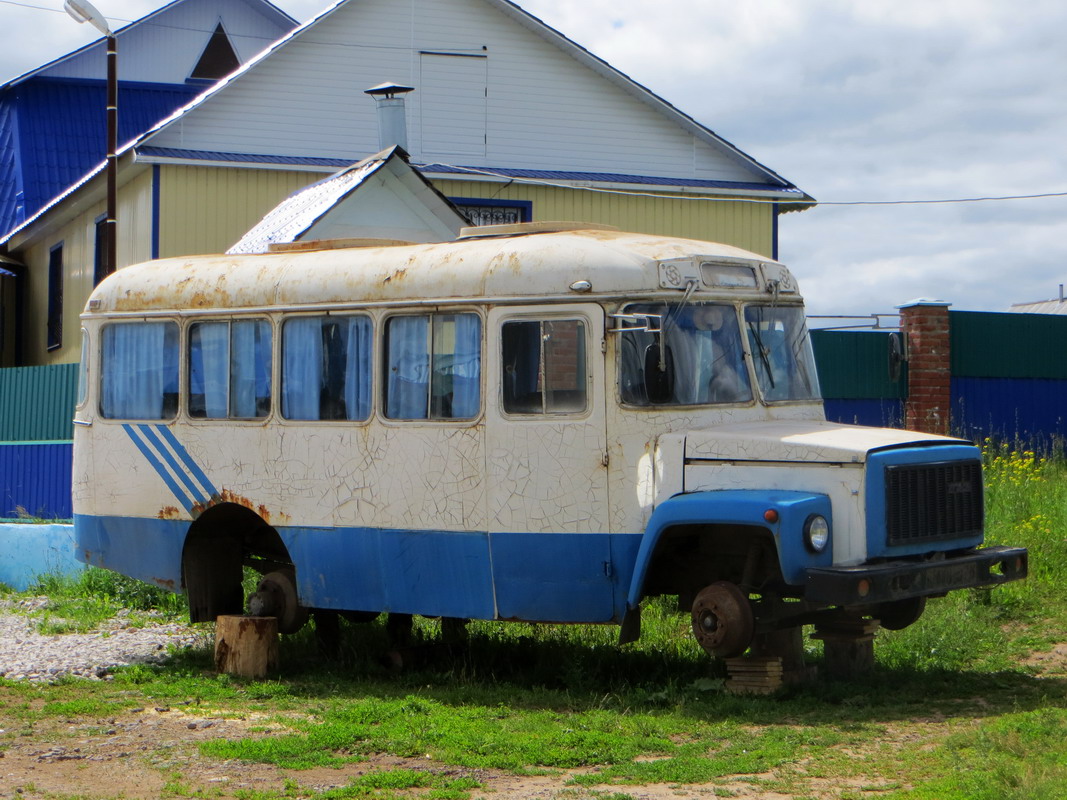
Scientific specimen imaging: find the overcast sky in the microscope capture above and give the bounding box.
[3,0,1065,319]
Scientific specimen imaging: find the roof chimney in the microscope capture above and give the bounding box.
[365,82,415,150]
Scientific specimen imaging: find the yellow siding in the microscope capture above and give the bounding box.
[158,166,318,257]
[157,167,776,260]
[433,179,775,257]
[18,169,154,366]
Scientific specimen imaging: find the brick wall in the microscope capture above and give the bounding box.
[899,301,951,435]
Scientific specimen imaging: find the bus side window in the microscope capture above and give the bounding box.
[502,318,587,415]
[282,315,372,421]
[188,319,271,419]
[100,321,179,420]
[384,313,481,420]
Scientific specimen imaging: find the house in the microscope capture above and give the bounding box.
[0,0,297,235]
[0,0,812,367]
[0,0,298,365]
[1010,287,1067,315]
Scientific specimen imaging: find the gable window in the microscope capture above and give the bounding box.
[100,321,179,420]
[452,198,532,227]
[189,22,240,82]
[502,319,587,414]
[384,313,481,420]
[47,243,63,351]
[282,315,372,421]
[189,319,272,419]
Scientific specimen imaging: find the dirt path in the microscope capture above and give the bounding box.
[2,644,1065,799]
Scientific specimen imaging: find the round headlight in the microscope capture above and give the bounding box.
[804,514,830,553]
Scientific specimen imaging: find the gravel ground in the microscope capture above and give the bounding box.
[0,597,208,682]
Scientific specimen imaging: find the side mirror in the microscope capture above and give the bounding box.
[644,343,675,404]
[888,332,905,383]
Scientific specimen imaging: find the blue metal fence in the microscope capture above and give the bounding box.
[0,441,73,519]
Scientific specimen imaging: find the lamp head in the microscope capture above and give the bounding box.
[64,0,112,36]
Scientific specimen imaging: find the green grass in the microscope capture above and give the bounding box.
[3,444,1066,799]
[17,567,188,633]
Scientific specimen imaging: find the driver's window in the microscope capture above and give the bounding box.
[619,303,751,406]
[501,318,587,415]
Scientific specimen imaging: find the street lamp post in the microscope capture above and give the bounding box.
[63,0,117,279]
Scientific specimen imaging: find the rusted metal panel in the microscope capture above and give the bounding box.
[0,442,73,519]
[0,364,78,441]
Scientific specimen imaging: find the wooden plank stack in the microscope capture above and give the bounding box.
[724,655,784,695]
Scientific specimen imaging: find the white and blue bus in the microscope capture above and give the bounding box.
[73,224,1026,657]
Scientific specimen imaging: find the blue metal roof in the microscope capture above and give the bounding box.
[0,77,199,235]
[135,146,804,194]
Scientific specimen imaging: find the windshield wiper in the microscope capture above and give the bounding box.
[747,319,775,388]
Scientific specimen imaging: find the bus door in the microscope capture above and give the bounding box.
[485,304,613,622]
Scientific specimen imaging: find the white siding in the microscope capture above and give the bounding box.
[419,53,488,158]
[41,0,293,85]
[146,0,776,186]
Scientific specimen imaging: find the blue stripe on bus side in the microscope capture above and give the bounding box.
[156,425,218,498]
[136,425,209,506]
[121,425,195,513]
[74,513,645,625]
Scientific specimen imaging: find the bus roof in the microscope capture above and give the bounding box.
[84,228,795,315]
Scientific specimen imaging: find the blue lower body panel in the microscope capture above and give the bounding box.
[75,514,644,624]
[75,514,186,591]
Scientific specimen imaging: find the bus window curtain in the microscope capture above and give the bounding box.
[191,322,229,418]
[101,322,171,419]
[343,316,372,421]
[386,316,429,419]
[446,314,481,419]
[283,317,324,419]
[231,320,268,418]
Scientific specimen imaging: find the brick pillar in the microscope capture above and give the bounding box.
[898,300,951,435]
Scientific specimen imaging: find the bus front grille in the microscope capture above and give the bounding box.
[885,460,984,546]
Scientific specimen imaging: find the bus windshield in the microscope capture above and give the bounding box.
[743,304,820,402]
[619,302,752,406]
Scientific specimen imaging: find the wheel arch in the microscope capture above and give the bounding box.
[181,502,292,623]
[625,490,834,610]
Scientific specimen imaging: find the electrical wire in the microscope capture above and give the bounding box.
[421,162,1067,207]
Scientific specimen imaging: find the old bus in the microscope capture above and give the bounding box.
[73,224,1026,658]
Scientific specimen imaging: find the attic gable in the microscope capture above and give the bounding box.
[8,0,295,88]
[141,0,801,196]
[228,146,468,253]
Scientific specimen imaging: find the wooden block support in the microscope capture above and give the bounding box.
[214,615,279,678]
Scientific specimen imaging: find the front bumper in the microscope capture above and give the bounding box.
[803,546,1028,606]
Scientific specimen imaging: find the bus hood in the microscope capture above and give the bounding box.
[684,420,968,465]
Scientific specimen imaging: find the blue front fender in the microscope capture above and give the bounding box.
[625,490,834,609]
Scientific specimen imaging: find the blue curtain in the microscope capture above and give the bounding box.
[101,322,177,419]
[342,316,372,420]
[190,322,229,418]
[283,317,323,419]
[386,316,429,419]
[231,320,270,417]
[443,314,481,418]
